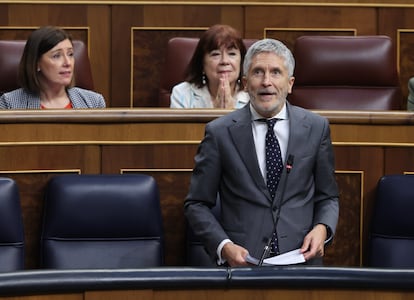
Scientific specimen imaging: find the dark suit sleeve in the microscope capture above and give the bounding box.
[312,118,339,236]
[184,123,229,259]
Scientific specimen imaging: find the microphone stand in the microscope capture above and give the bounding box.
[258,155,294,266]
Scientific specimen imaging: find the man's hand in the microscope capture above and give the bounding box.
[300,224,327,261]
[221,242,250,267]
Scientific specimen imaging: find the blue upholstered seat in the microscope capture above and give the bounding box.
[40,174,164,269]
[0,177,25,272]
[368,174,414,268]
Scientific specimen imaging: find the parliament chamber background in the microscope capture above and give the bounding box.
[0,0,414,298]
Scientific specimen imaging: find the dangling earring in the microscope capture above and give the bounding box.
[202,73,206,85]
[37,68,41,72]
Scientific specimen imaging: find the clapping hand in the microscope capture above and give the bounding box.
[215,73,235,108]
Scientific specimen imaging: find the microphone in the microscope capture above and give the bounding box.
[258,154,294,266]
[258,238,272,266]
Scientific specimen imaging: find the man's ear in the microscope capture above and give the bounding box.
[288,76,295,94]
[242,76,248,91]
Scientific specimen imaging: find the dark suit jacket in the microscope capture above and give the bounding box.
[184,102,339,262]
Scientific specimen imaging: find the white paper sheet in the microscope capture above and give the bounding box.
[246,248,305,266]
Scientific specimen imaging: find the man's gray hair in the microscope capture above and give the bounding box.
[243,38,295,77]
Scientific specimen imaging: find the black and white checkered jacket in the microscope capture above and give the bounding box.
[0,87,106,109]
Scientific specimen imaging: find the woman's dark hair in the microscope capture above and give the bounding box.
[184,24,246,89]
[18,26,73,94]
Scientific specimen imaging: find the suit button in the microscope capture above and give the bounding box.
[273,207,277,212]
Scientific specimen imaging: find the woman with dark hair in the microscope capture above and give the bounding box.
[170,24,248,109]
[0,26,106,109]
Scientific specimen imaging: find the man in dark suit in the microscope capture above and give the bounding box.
[184,38,339,267]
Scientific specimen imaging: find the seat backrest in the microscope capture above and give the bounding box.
[289,35,402,110]
[368,174,414,268]
[0,177,25,272]
[158,37,258,107]
[185,196,221,267]
[0,40,94,95]
[40,174,164,269]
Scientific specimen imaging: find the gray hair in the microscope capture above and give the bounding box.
[243,38,295,77]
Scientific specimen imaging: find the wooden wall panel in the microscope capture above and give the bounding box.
[397,30,414,109]
[0,27,89,45]
[132,28,206,108]
[325,172,362,266]
[86,5,111,106]
[333,146,385,266]
[244,6,377,38]
[111,5,144,108]
[378,8,414,109]
[85,289,414,300]
[265,29,356,54]
[384,147,414,174]
[0,109,411,269]
[0,5,7,24]
[3,288,414,300]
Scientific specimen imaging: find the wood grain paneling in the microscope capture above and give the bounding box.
[265,28,356,53]
[131,28,206,108]
[244,6,377,38]
[379,7,414,109]
[333,146,385,265]
[397,30,414,108]
[325,171,362,266]
[0,109,412,269]
[5,286,412,300]
[384,147,414,174]
[0,27,88,42]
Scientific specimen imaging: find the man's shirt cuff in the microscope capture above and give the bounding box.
[216,239,232,265]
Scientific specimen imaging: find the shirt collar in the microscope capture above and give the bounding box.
[249,102,288,121]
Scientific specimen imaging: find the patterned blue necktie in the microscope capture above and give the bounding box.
[264,118,283,200]
[260,118,283,256]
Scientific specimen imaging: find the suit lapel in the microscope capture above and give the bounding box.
[276,104,312,206]
[285,104,311,158]
[228,106,271,202]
